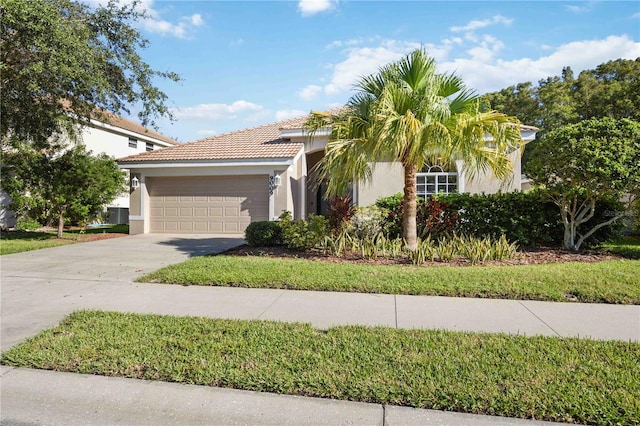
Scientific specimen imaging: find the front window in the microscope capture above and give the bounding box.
[416,164,458,197]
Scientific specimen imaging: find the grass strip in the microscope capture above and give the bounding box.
[139,256,640,304]
[0,225,128,255]
[2,311,638,425]
[603,236,640,260]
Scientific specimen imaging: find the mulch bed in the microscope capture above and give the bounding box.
[223,244,623,267]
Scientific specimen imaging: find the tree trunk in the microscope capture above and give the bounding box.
[57,212,65,239]
[402,162,418,251]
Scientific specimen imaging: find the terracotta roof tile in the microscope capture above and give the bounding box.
[118,114,310,163]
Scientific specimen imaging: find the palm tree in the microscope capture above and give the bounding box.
[306,48,523,251]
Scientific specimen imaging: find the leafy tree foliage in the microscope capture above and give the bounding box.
[527,118,639,251]
[1,0,179,149]
[482,59,640,171]
[1,146,126,237]
[306,49,522,250]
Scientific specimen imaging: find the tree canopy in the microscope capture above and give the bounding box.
[1,0,179,149]
[481,58,640,171]
[306,49,522,250]
[528,118,640,251]
[1,145,127,237]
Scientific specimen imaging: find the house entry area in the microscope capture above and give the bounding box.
[305,151,330,216]
[146,175,269,233]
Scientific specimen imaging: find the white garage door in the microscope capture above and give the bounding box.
[147,175,269,234]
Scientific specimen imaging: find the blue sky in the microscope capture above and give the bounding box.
[118,1,639,142]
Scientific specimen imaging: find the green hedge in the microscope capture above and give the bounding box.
[376,190,624,247]
[245,221,282,246]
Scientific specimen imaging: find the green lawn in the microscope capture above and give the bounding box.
[3,311,638,425]
[139,255,640,304]
[603,235,640,259]
[0,225,129,255]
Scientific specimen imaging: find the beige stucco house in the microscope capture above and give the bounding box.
[118,114,538,235]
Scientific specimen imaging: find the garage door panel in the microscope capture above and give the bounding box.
[164,207,178,217]
[147,176,268,234]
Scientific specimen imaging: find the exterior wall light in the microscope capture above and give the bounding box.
[273,175,282,187]
[131,176,140,189]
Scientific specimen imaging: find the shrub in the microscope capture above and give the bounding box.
[280,212,329,250]
[327,195,355,231]
[375,190,623,247]
[375,193,404,239]
[417,198,460,239]
[245,221,282,246]
[349,206,386,240]
[15,216,41,231]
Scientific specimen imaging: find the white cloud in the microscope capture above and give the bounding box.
[299,85,323,101]
[632,12,640,19]
[190,14,204,26]
[82,0,204,38]
[566,5,588,13]
[325,38,364,49]
[439,35,640,94]
[276,109,307,121]
[175,101,263,120]
[230,38,244,47]
[141,12,204,38]
[450,15,513,33]
[467,35,504,62]
[197,129,218,136]
[298,0,337,16]
[323,40,451,95]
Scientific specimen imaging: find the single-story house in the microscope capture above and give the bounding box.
[0,111,179,228]
[118,114,538,235]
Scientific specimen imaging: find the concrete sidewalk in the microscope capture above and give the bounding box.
[1,234,638,425]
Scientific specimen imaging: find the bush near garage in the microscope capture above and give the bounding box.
[245,221,282,247]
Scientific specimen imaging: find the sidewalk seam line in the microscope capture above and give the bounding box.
[394,295,398,329]
[256,290,287,320]
[517,301,561,337]
[382,404,386,426]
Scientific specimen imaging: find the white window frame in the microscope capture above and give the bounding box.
[145,142,154,152]
[128,137,137,148]
[416,165,458,197]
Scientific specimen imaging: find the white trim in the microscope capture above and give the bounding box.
[119,158,294,169]
[292,147,305,164]
[455,160,466,193]
[269,172,276,220]
[129,215,144,221]
[280,128,331,139]
[416,172,458,196]
[300,154,307,218]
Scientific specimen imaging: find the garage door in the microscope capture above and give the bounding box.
[147,175,269,233]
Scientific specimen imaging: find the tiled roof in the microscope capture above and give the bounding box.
[93,110,179,146]
[118,115,310,163]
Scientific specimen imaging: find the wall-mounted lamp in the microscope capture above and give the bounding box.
[273,175,282,188]
[131,176,140,189]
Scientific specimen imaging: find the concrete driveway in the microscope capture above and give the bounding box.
[1,234,244,350]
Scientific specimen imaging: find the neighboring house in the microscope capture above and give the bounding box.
[0,112,179,228]
[118,114,538,235]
